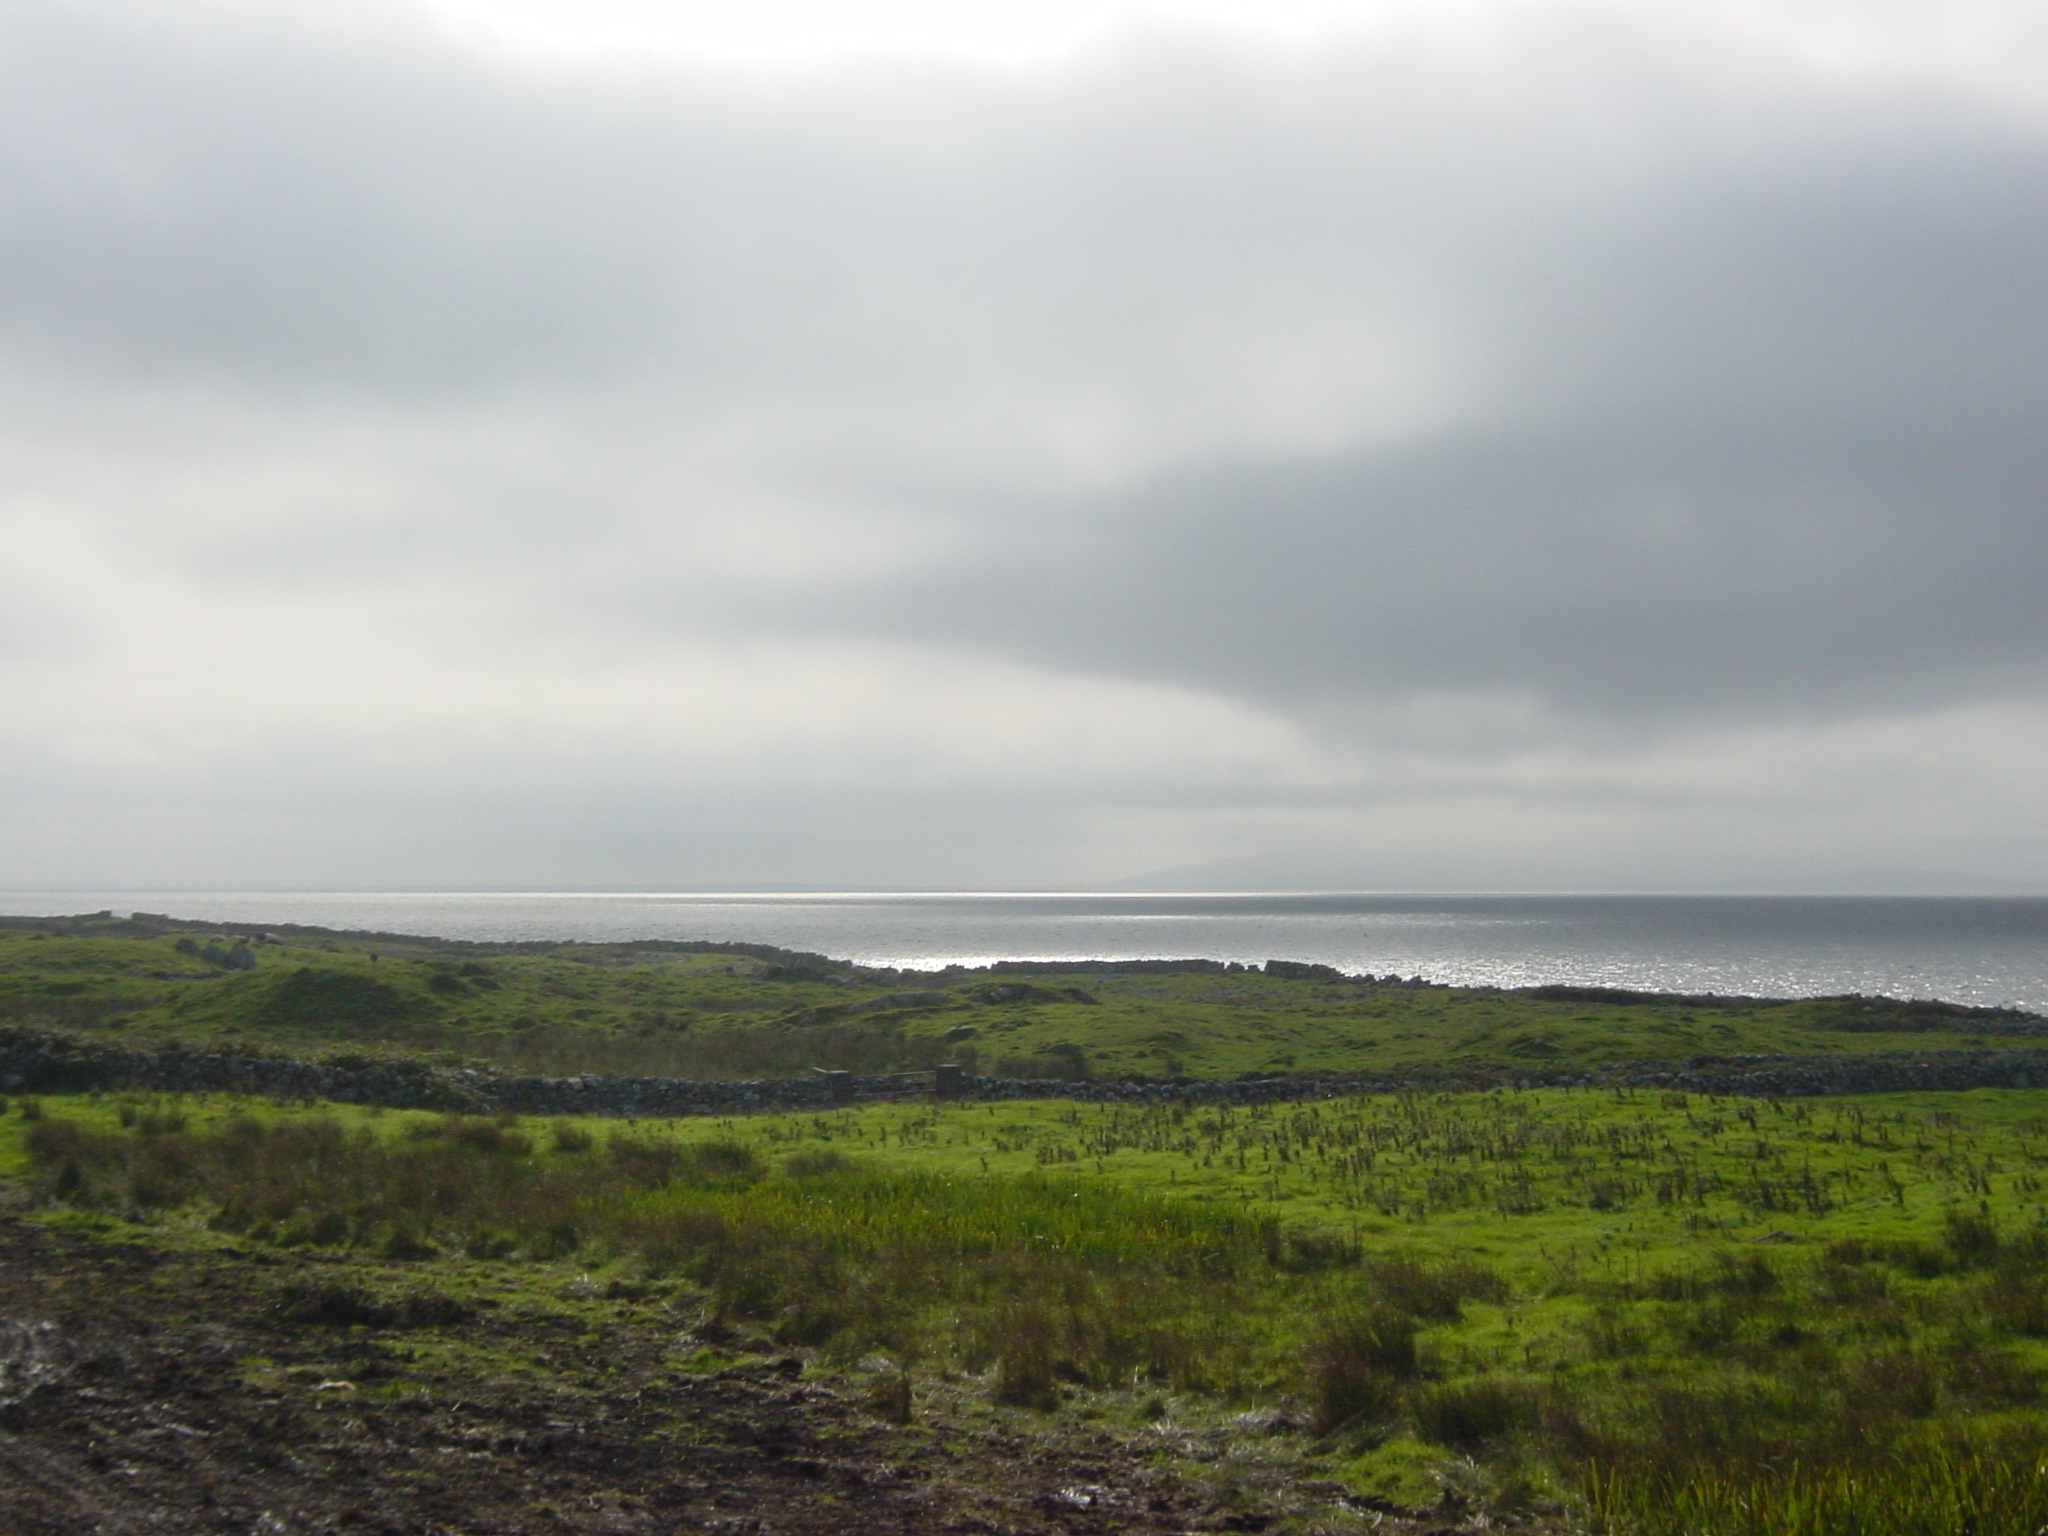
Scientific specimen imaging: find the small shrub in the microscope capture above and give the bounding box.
[773,1298,845,1347]
[1414,1377,1530,1451]
[1676,1300,1746,1355]
[275,1283,393,1327]
[1583,1308,1649,1359]
[684,1140,762,1179]
[1649,1252,1779,1303]
[272,1283,471,1329]
[25,1120,93,1190]
[1364,1256,1503,1319]
[304,1211,351,1247]
[1842,1350,1940,1424]
[383,1228,438,1261]
[1262,1224,1360,1271]
[395,1292,476,1328]
[1715,1252,1779,1298]
[712,1264,782,1323]
[1816,1262,1890,1306]
[991,1306,1062,1409]
[436,1116,529,1157]
[464,1228,519,1260]
[1982,1267,2048,1336]
[1310,1309,1418,1435]
[868,1365,914,1424]
[532,1220,580,1259]
[1948,1344,2045,1407]
[608,1135,681,1185]
[782,1150,856,1177]
[1879,1239,1949,1279]
[1945,1209,2002,1267]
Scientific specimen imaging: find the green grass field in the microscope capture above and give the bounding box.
[8,912,2048,1531]
[11,1082,2048,1532]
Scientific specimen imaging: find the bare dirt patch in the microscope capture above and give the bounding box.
[0,1218,1526,1536]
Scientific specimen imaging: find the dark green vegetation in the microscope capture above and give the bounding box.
[0,910,2036,1083]
[6,910,2048,1533]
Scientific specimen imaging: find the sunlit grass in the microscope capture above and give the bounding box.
[1586,1442,2048,1536]
[13,1082,2048,1530]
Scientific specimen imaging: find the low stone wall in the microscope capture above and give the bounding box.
[966,1049,2048,1103]
[0,1032,934,1115]
[3,1026,2046,1117]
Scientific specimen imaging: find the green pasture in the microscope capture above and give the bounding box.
[12,1083,2048,1531]
[0,918,2031,1083]
[9,907,2048,1533]
[10,1084,2048,1280]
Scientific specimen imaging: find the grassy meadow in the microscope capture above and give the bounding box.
[7,912,2048,1531]
[10,1083,2048,1532]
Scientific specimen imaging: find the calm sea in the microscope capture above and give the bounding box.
[6,891,2048,1013]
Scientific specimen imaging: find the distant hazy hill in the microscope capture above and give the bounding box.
[1102,853,1558,893]
[1106,855,2044,896]
[1696,869,2048,896]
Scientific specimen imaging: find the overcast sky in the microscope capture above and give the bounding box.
[2,0,2046,892]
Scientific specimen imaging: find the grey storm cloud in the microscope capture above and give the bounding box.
[4,0,2044,727]
[844,413,2048,721]
[2,0,2047,887]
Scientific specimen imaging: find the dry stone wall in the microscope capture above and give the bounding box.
[3,1026,2047,1116]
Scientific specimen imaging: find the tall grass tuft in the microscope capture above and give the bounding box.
[1586,1441,2048,1536]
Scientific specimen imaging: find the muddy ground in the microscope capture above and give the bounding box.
[0,1217,1544,1536]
